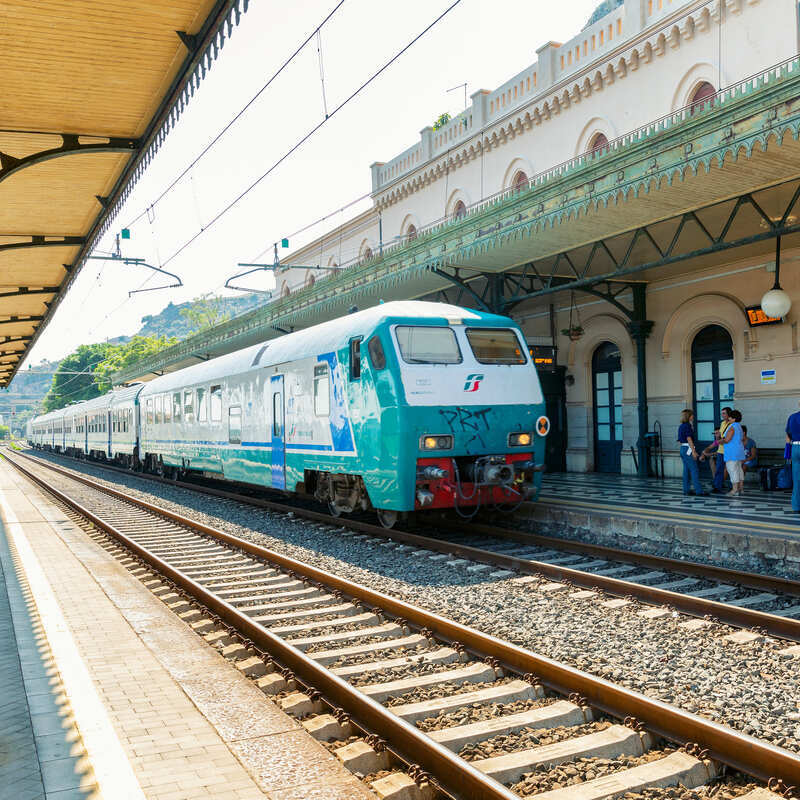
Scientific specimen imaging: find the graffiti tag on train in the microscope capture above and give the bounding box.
[439,406,492,433]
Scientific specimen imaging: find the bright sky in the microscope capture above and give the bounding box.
[25,0,600,368]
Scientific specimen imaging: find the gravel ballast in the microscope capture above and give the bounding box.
[25,452,800,753]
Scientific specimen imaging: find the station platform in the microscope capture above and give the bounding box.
[0,458,375,800]
[522,472,800,578]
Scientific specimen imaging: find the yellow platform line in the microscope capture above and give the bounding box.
[0,491,147,800]
[537,494,800,535]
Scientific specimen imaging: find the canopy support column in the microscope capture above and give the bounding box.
[627,284,654,479]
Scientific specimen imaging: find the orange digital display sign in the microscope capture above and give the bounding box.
[744,305,782,327]
[528,345,557,370]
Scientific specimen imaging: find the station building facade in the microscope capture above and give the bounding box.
[277,0,800,476]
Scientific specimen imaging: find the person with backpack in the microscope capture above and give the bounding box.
[786,401,800,512]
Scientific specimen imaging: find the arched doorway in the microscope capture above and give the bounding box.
[453,200,466,219]
[592,341,623,473]
[406,224,417,242]
[512,170,528,192]
[689,81,715,114]
[589,132,609,154]
[692,325,734,443]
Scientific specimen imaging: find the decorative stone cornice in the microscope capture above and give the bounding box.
[114,56,800,384]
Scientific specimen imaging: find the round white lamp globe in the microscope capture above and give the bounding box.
[761,287,792,319]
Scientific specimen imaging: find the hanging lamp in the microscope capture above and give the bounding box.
[761,235,792,319]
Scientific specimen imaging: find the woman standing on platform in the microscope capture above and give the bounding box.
[722,409,746,496]
[678,409,707,497]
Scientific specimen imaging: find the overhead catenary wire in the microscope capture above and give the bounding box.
[121,0,349,231]
[161,0,465,269]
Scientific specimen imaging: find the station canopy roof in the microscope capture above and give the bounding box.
[0,0,250,387]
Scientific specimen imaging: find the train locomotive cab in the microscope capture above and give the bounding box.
[387,312,548,521]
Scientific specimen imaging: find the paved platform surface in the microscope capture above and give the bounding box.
[0,457,375,800]
[539,472,800,530]
[522,472,800,577]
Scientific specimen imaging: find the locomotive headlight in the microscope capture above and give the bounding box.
[420,434,453,451]
[508,432,532,447]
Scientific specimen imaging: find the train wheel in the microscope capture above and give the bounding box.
[376,509,398,529]
[327,502,342,518]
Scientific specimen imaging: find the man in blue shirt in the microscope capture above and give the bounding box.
[786,402,800,512]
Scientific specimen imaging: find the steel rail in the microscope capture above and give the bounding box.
[4,453,518,800]
[6,450,800,786]
[15,448,800,643]
[427,517,800,598]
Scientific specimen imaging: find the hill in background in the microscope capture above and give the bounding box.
[138,293,264,339]
[8,292,268,432]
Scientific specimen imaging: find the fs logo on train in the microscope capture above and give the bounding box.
[463,373,484,392]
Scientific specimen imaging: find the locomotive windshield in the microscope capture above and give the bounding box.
[466,328,527,364]
[395,326,462,364]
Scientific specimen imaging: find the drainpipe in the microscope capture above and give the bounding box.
[627,284,653,478]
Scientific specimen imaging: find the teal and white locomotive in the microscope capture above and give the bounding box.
[29,301,549,527]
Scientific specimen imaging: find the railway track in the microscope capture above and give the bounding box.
[6,448,800,800]
[17,447,800,644]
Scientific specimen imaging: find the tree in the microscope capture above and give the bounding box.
[42,343,112,412]
[179,293,232,334]
[433,112,451,131]
[94,335,179,391]
[0,425,10,440]
[41,335,179,412]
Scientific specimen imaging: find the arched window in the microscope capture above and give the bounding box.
[306,272,316,289]
[592,342,623,473]
[689,81,715,114]
[589,132,608,154]
[406,224,417,242]
[453,200,467,219]
[692,325,733,443]
[282,283,291,298]
[511,170,529,192]
[363,247,373,261]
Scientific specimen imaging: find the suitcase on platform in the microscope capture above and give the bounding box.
[760,465,782,491]
[760,464,792,491]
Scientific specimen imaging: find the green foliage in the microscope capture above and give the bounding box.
[179,293,232,334]
[0,425,10,440]
[139,293,262,339]
[94,335,179,392]
[27,293,266,416]
[42,343,112,412]
[433,112,451,131]
[41,336,178,412]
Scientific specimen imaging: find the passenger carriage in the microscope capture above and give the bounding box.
[31,302,549,527]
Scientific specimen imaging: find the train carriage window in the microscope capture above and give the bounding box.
[172,392,181,422]
[197,387,208,423]
[146,398,154,425]
[210,385,222,422]
[314,365,330,416]
[466,328,527,364]
[367,336,386,370]
[155,395,163,425]
[183,389,194,419]
[164,397,171,424]
[228,406,242,444]
[395,326,462,364]
[349,337,362,380]
[272,393,282,436]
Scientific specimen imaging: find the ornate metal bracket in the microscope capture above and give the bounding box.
[0,135,139,187]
